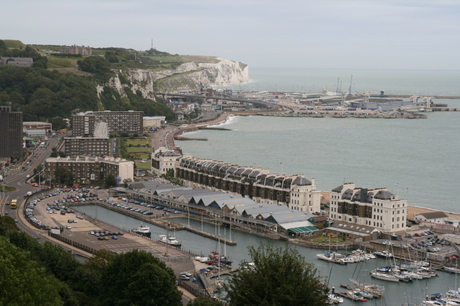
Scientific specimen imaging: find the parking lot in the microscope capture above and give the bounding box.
[374,229,458,259]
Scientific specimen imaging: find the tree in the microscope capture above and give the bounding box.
[100,249,182,306]
[104,174,118,188]
[0,236,64,306]
[187,296,223,306]
[160,168,183,186]
[33,164,43,174]
[55,166,74,186]
[123,178,132,187]
[224,242,329,306]
[49,117,68,130]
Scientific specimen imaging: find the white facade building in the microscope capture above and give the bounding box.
[288,177,322,214]
[143,116,165,129]
[329,183,407,233]
[151,147,181,176]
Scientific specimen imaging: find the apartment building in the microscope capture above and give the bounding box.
[0,105,23,158]
[72,110,143,137]
[45,156,134,184]
[329,182,407,233]
[64,137,110,157]
[175,156,322,213]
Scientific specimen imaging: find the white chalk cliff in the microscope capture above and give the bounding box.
[100,57,249,99]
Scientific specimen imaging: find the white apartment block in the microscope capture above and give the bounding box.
[151,147,181,176]
[329,183,407,233]
[288,177,322,214]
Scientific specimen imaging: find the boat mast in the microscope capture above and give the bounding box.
[348,75,353,96]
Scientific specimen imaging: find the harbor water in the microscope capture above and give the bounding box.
[75,205,460,305]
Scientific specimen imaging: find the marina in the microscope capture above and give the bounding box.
[65,204,460,305]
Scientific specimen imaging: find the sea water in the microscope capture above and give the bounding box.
[179,67,460,213]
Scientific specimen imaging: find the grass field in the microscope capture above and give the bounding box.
[4,40,26,49]
[131,153,150,159]
[144,55,183,63]
[1,186,16,192]
[136,163,151,170]
[309,236,349,243]
[181,55,219,63]
[47,55,83,68]
[126,139,150,146]
[127,147,151,153]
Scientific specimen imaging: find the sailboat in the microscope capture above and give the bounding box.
[349,250,385,297]
[207,223,233,265]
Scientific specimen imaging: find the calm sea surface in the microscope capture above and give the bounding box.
[181,68,460,214]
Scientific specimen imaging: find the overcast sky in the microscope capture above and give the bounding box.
[3,0,460,70]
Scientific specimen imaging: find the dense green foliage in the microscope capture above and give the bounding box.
[54,166,74,186]
[187,296,223,306]
[0,65,100,121]
[100,249,182,306]
[225,242,329,306]
[0,216,182,306]
[104,174,118,187]
[77,56,113,83]
[0,41,175,123]
[0,236,64,306]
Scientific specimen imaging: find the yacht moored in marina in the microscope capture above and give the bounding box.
[159,234,182,247]
[373,250,394,259]
[370,270,399,282]
[132,224,151,238]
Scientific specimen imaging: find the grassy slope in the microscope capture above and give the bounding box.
[3,40,26,49]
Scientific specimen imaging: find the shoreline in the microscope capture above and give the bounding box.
[167,113,234,151]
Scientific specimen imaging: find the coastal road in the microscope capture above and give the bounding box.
[152,112,233,153]
[152,125,176,151]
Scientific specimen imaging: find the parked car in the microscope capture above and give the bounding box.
[180,272,192,277]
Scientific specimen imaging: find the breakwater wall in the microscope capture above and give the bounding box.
[262,112,428,119]
[432,108,460,112]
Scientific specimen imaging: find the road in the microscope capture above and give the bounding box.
[1,134,62,216]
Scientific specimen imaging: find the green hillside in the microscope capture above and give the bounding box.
[3,39,26,49]
[0,40,175,126]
